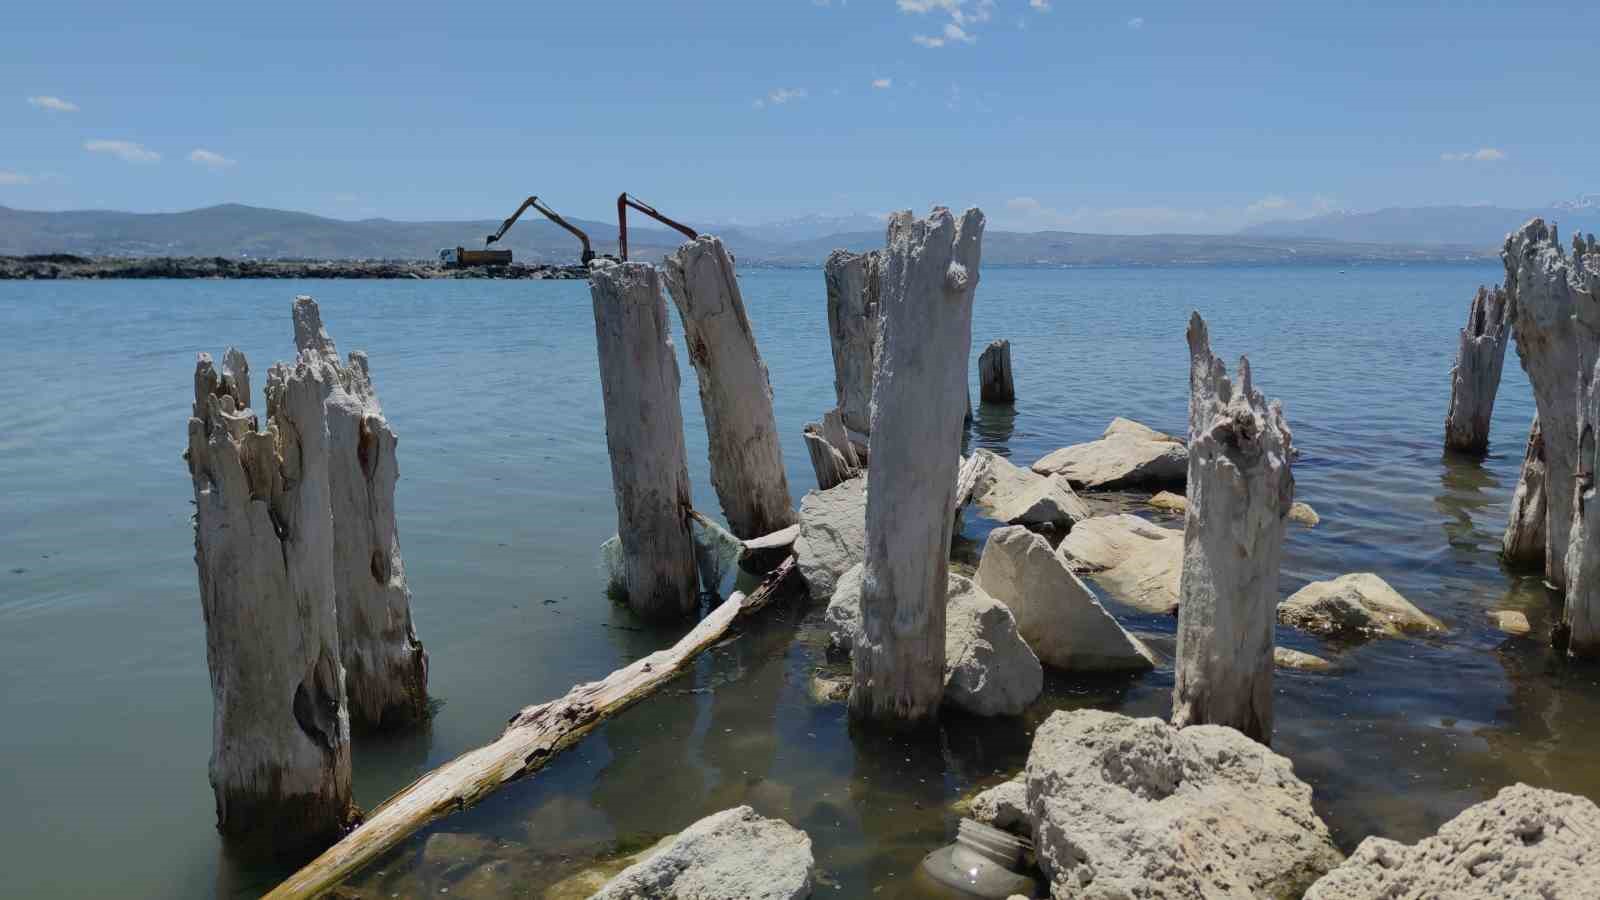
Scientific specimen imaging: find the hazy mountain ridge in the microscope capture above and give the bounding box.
[1242,202,1600,247]
[0,202,1495,266]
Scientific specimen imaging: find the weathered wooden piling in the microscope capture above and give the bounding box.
[803,424,856,490]
[589,260,698,619]
[850,207,985,724]
[1504,219,1600,588]
[663,236,797,539]
[1503,415,1548,568]
[186,350,355,849]
[978,339,1015,403]
[291,297,428,731]
[1560,236,1600,655]
[1443,285,1511,454]
[1171,312,1294,745]
[824,249,882,438]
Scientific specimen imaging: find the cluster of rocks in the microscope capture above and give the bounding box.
[0,254,588,279]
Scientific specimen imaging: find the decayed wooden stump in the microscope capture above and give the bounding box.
[803,424,856,490]
[1503,415,1548,569]
[290,297,429,731]
[1504,219,1600,588]
[590,260,698,620]
[1443,285,1512,454]
[1560,236,1600,655]
[1171,312,1295,744]
[978,338,1015,403]
[824,249,882,437]
[850,207,985,724]
[663,236,796,539]
[186,350,356,850]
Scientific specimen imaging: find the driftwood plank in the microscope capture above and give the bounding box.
[265,556,799,899]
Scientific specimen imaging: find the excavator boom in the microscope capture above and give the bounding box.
[486,196,595,265]
[617,193,698,261]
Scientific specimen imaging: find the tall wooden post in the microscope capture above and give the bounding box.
[1443,285,1512,454]
[187,351,355,850]
[1560,236,1600,655]
[663,235,796,539]
[824,249,881,437]
[1503,415,1548,568]
[850,207,985,724]
[590,260,698,620]
[1171,312,1294,744]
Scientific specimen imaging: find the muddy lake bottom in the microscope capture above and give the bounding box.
[6,264,1600,898]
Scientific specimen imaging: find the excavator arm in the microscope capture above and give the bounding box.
[487,196,595,265]
[617,193,698,261]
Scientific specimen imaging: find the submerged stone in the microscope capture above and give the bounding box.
[1055,514,1183,615]
[1278,573,1444,640]
[591,805,815,900]
[1031,417,1188,490]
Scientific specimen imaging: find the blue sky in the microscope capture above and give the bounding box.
[2,0,1594,232]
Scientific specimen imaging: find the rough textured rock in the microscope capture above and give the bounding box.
[1504,219,1600,588]
[852,207,985,723]
[968,449,1090,528]
[1025,710,1341,900]
[1304,784,1600,900]
[1503,414,1549,568]
[1056,514,1184,615]
[1148,490,1187,512]
[1274,647,1334,671]
[1487,609,1532,636]
[1172,312,1294,744]
[186,350,355,849]
[965,775,1028,834]
[591,805,815,900]
[1031,417,1189,490]
[1289,501,1320,527]
[792,476,867,601]
[978,338,1015,403]
[824,249,881,436]
[974,526,1154,671]
[1444,284,1513,454]
[589,260,698,620]
[291,297,427,732]
[1278,573,1445,640]
[664,236,796,539]
[827,566,1041,716]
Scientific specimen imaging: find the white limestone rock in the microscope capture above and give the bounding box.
[1025,710,1341,900]
[823,562,867,655]
[1055,514,1184,615]
[793,476,867,601]
[591,805,816,900]
[1487,609,1532,636]
[1304,784,1600,900]
[968,450,1090,529]
[1031,418,1188,490]
[974,526,1154,672]
[1274,647,1334,672]
[1278,573,1445,640]
[965,775,1028,834]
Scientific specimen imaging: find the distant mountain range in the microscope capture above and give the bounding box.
[0,201,1565,267]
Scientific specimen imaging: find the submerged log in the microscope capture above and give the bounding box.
[978,338,1015,403]
[264,558,801,900]
[824,249,882,436]
[186,351,356,851]
[663,236,796,539]
[1504,219,1600,588]
[292,297,428,731]
[1503,415,1548,569]
[590,260,698,620]
[1171,312,1295,745]
[851,207,985,724]
[1443,285,1512,454]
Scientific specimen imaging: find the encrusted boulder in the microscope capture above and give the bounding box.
[591,806,815,900]
[1055,514,1183,615]
[1031,417,1188,490]
[1025,710,1341,900]
[1304,784,1600,900]
[974,526,1154,671]
[968,450,1090,528]
[1274,647,1334,672]
[961,775,1028,834]
[1278,573,1444,640]
[793,476,867,601]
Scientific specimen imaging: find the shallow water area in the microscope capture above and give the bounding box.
[6,263,1600,898]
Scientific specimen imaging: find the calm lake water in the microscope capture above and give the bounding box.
[5,263,1598,898]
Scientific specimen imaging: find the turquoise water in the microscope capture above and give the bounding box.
[4,263,1596,898]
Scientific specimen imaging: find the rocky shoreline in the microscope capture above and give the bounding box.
[0,254,589,280]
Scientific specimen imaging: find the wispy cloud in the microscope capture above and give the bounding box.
[188,149,236,169]
[912,33,946,47]
[84,139,160,163]
[27,95,78,112]
[1127,16,1145,28]
[902,0,991,47]
[872,77,893,89]
[1441,147,1506,162]
[753,87,808,109]
[0,170,32,185]
[1029,0,1051,10]
[1247,194,1291,213]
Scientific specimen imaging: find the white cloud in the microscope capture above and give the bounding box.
[1441,147,1506,162]
[85,139,160,163]
[1247,194,1291,212]
[912,33,946,47]
[944,22,976,42]
[872,77,893,89]
[0,170,32,185]
[27,95,78,112]
[1030,0,1051,9]
[901,0,989,46]
[755,87,808,109]
[188,148,236,169]
[1127,16,1145,28]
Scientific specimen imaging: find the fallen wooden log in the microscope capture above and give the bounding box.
[264,556,801,900]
